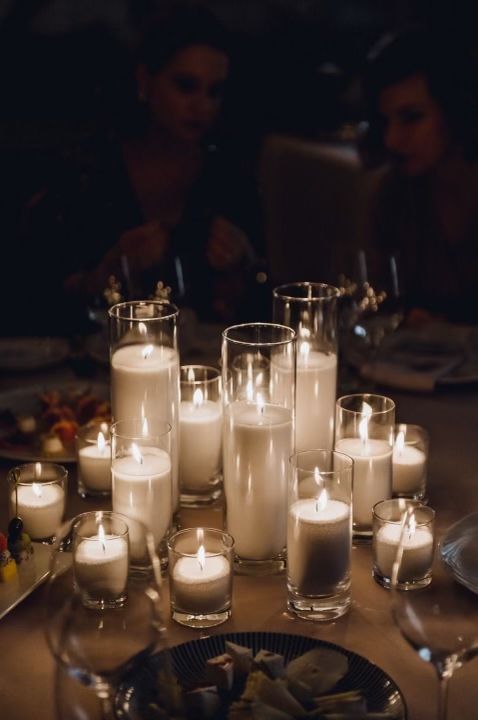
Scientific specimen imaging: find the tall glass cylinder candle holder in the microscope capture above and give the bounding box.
[8,462,67,543]
[288,449,353,621]
[392,423,429,500]
[109,300,180,511]
[76,420,111,498]
[179,365,222,507]
[111,418,172,568]
[72,511,129,609]
[168,527,234,628]
[273,282,340,452]
[222,323,296,575]
[335,393,395,539]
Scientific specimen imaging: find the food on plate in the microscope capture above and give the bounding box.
[7,518,34,564]
[0,532,18,583]
[145,641,394,719]
[0,386,110,458]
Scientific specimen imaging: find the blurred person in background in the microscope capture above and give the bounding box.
[360,27,478,324]
[19,3,263,336]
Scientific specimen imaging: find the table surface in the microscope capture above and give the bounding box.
[1,350,478,720]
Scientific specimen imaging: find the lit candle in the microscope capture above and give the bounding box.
[179,387,222,491]
[223,395,292,560]
[78,429,111,493]
[112,442,172,549]
[375,514,433,582]
[74,523,128,599]
[111,341,179,507]
[335,402,392,529]
[11,465,65,540]
[295,337,337,452]
[392,428,426,496]
[288,486,350,595]
[172,535,231,614]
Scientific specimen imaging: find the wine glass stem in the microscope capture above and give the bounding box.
[438,674,450,720]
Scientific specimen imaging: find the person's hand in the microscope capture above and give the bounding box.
[118,220,169,273]
[207,216,251,271]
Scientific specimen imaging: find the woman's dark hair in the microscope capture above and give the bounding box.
[137,3,231,73]
[362,27,478,164]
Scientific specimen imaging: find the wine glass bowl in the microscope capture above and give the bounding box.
[45,511,167,719]
[391,509,478,719]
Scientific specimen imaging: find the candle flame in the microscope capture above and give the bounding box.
[299,340,310,358]
[359,402,372,444]
[193,388,203,408]
[131,443,144,465]
[316,488,328,513]
[138,322,147,336]
[313,466,323,487]
[98,524,107,552]
[197,544,206,571]
[97,431,106,454]
[142,344,154,359]
[100,421,109,435]
[32,482,42,498]
[395,430,405,456]
[35,462,42,479]
[256,392,265,415]
[246,380,254,402]
[187,367,195,382]
[142,417,149,436]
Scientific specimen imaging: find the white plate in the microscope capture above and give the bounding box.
[0,543,52,620]
[441,513,478,594]
[0,337,70,371]
[0,382,110,463]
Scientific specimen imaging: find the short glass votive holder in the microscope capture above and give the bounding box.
[179,365,222,507]
[168,527,234,628]
[335,393,395,539]
[7,462,68,543]
[392,424,429,500]
[372,499,435,590]
[72,511,129,609]
[76,420,111,499]
[287,449,353,621]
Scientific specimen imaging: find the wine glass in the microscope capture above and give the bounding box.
[44,511,168,720]
[391,508,478,720]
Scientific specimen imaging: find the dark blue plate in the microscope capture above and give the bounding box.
[115,631,406,718]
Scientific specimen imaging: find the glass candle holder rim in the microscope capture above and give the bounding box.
[110,418,172,441]
[8,462,68,486]
[337,393,396,416]
[290,448,354,474]
[395,422,429,439]
[273,281,341,302]
[373,498,435,526]
[76,419,111,439]
[108,300,179,322]
[222,322,296,348]
[72,510,130,541]
[167,526,235,557]
[180,365,221,386]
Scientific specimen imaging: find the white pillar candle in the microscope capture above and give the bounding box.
[111,343,179,507]
[179,393,222,491]
[335,437,392,528]
[392,433,426,495]
[74,532,128,598]
[295,349,337,452]
[288,496,350,595]
[223,400,292,560]
[11,483,65,539]
[78,432,111,492]
[375,522,433,581]
[112,447,172,548]
[172,552,230,614]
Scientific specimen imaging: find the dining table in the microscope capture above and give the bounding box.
[0,327,478,720]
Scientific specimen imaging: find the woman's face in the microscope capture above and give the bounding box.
[378,72,451,176]
[139,44,229,144]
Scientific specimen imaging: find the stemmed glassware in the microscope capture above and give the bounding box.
[391,507,478,720]
[44,511,168,720]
